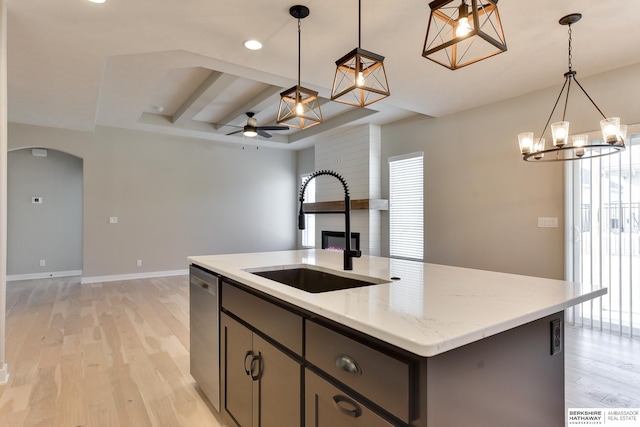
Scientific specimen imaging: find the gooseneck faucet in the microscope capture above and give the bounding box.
[298,170,362,270]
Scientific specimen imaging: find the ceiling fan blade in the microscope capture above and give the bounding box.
[226,129,243,136]
[258,126,289,131]
[257,129,272,139]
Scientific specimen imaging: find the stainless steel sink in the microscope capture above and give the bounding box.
[247,265,388,293]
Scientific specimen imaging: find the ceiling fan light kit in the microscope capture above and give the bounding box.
[225,112,289,139]
[518,13,626,162]
[277,5,323,129]
[330,0,390,107]
[423,0,506,70]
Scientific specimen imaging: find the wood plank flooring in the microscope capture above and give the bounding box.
[0,276,638,426]
[0,276,223,427]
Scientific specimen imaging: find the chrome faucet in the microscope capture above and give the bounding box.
[298,170,362,270]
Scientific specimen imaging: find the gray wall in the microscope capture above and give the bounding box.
[381,62,640,280]
[8,124,298,278]
[7,148,83,275]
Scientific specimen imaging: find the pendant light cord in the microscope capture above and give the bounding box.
[567,23,573,72]
[358,0,361,48]
[297,18,301,87]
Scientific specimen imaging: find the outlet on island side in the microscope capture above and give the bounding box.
[137,260,142,267]
[550,318,562,355]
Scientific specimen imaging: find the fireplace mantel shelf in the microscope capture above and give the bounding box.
[303,198,388,212]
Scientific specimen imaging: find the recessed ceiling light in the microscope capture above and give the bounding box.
[243,40,263,51]
[88,0,106,3]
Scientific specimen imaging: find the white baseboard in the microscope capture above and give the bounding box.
[0,363,9,385]
[6,270,83,282]
[81,269,188,284]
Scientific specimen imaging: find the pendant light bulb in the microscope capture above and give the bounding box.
[456,16,472,37]
[455,2,471,37]
[356,71,365,87]
[296,102,304,115]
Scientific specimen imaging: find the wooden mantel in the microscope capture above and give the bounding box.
[302,198,388,212]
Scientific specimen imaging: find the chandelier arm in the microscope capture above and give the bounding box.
[572,76,608,120]
[523,143,624,162]
[539,75,570,139]
[561,77,572,121]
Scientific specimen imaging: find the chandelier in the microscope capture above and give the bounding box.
[518,13,626,162]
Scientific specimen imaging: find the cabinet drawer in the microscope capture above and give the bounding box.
[305,369,394,427]
[305,321,412,423]
[222,281,303,355]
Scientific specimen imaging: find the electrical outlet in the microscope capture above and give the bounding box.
[550,318,562,355]
[39,259,46,267]
[136,260,142,267]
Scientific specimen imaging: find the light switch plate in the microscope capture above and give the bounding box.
[538,217,558,228]
[109,217,118,224]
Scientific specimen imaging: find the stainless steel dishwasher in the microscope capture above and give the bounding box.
[189,265,220,411]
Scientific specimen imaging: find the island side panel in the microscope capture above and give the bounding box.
[424,312,565,427]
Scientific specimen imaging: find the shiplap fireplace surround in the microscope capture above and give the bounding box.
[308,124,386,256]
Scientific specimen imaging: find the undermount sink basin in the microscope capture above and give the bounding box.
[246,265,389,293]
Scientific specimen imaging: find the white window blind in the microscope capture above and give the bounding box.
[389,152,424,261]
[566,126,640,337]
[301,174,315,248]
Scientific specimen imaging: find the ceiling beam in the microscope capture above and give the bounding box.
[287,106,378,143]
[171,71,238,127]
[213,85,283,130]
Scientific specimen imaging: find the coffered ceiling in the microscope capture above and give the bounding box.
[7,0,640,149]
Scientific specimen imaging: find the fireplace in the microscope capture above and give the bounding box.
[321,231,360,252]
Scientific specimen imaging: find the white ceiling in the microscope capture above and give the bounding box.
[8,0,640,150]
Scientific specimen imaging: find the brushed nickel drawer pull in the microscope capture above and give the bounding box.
[336,354,362,375]
[332,395,363,418]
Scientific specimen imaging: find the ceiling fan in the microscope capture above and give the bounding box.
[225,112,289,138]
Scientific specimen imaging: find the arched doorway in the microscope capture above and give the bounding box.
[7,148,83,279]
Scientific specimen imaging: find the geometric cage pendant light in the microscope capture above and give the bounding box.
[277,5,323,130]
[423,0,507,70]
[518,13,627,162]
[330,0,390,107]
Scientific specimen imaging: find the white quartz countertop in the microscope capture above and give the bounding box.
[188,250,605,357]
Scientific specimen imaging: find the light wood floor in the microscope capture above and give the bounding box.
[0,276,638,426]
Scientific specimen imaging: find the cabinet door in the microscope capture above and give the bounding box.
[221,313,254,427]
[305,370,394,427]
[254,334,301,427]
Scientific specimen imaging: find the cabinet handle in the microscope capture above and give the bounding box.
[250,353,262,381]
[244,351,254,375]
[335,354,362,375]
[332,395,363,418]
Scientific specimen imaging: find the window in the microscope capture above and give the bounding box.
[301,173,315,248]
[566,126,640,336]
[389,152,424,261]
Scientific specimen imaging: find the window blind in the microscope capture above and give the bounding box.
[566,127,639,337]
[389,152,424,261]
[301,174,315,247]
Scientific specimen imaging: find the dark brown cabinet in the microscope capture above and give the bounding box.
[220,285,302,427]
[305,370,394,427]
[211,275,564,427]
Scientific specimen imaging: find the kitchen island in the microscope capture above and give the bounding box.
[189,249,605,427]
